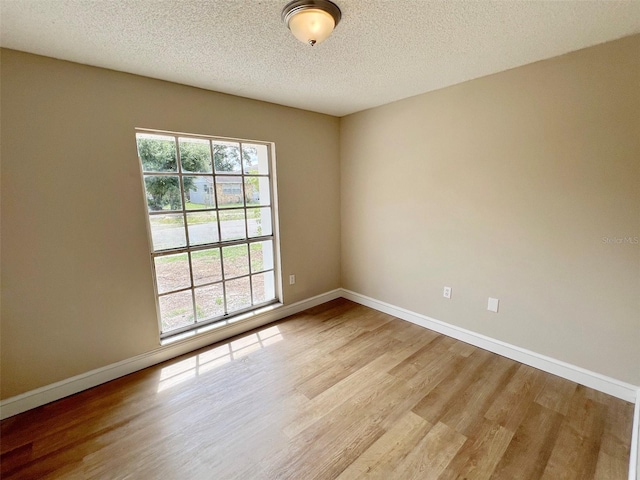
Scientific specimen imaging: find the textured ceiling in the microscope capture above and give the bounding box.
[1,0,640,117]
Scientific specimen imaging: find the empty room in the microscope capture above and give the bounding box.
[1,1,639,479]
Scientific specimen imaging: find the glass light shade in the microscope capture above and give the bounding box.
[288,8,336,45]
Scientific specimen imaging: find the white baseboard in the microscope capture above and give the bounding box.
[0,289,342,420]
[631,390,640,480]
[341,289,638,403]
[2,287,637,418]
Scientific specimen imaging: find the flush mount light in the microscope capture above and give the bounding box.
[282,0,342,46]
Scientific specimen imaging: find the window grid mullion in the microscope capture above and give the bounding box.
[240,142,254,305]
[248,245,254,305]
[209,140,229,317]
[219,244,229,317]
[153,259,273,298]
[150,234,274,258]
[209,140,224,243]
[175,136,198,325]
[142,171,181,176]
[157,285,194,297]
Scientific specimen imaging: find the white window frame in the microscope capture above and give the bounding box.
[135,128,281,339]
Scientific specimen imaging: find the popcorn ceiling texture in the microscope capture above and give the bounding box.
[1,0,639,116]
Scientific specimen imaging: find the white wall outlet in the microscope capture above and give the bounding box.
[488,297,499,313]
[443,286,452,299]
[289,274,296,285]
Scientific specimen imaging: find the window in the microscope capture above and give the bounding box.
[136,130,278,338]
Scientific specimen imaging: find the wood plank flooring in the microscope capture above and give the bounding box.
[1,298,634,479]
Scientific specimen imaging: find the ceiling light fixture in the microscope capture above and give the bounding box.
[282,0,342,46]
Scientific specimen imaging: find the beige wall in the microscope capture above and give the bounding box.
[0,50,341,399]
[2,35,639,401]
[341,35,640,385]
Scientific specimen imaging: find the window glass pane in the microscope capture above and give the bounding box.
[154,253,190,294]
[186,211,219,246]
[194,283,224,321]
[226,277,251,313]
[250,240,274,273]
[222,244,249,279]
[213,141,241,173]
[137,134,177,172]
[144,176,182,211]
[184,176,215,209]
[242,144,269,175]
[248,207,272,238]
[159,290,194,332]
[179,137,212,173]
[219,210,246,241]
[191,248,222,286]
[252,272,276,305]
[216,176,244,208]
[244,176,270,206]
[149,214,186,251]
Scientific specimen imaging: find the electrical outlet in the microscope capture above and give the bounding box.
[289,274,296,285]
[443,286,452,299]
[488,297,499,313]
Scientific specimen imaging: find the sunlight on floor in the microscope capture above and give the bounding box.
[157,326,283,392]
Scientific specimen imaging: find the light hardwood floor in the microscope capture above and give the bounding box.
[1,299,634,479]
